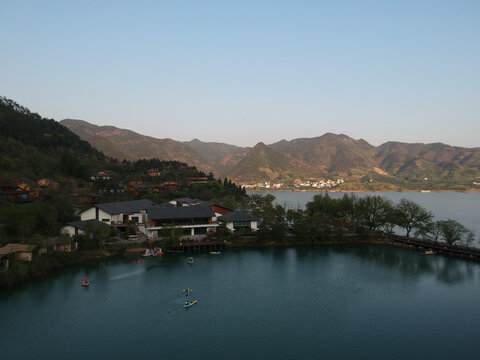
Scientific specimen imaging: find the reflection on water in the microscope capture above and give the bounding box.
[1,245,480,360]
[328,244,474,285]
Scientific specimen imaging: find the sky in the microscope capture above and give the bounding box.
[1,0,479,148]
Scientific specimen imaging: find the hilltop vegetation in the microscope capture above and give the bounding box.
[0,97,246,243]
[0,97,106,181]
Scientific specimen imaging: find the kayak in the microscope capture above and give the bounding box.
[210,251,221,255]
[184,300,197,308]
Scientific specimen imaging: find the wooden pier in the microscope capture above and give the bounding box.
[390,235,480,260]
[176,240,228,254]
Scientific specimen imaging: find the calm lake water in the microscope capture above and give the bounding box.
[252,191,480,243]
[1,246,480,360]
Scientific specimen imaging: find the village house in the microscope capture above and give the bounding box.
[80,199,159,226]
[15,177,36,192]
[0,253,11,272]
[0,184,31,203]
[61,219,109,238]
[13,177,39,199]
[37,178,59,190]
[137,197,234,239]
[152,181,178,194]
[188,177,208,185]
[90,170,116,181]
[100,185,125,194]
[142,205,219,239]
[0,244,38,269]
[148,169,163,177]
[218,210,259,232]
[43,237,79,252]
[167,198,232,217]
[126,181,149,195]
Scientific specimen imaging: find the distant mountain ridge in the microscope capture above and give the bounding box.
[60,119,213,173]
[182,138,251,175]
[61,118,480,188]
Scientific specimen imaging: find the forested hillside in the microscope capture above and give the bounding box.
[0,97,246,243]
[0,97,107,181]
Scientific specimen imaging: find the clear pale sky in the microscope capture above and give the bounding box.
[1,0,479,148]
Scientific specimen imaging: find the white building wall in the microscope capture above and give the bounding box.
[98,209,113,223]
[80,207,97,221]
[81,207,112,223]
[61,225,75,237]
[61,225,86,237]
[225,221,258,231]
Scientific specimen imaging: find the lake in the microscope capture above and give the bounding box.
[252,191,480,243]
[1,246,480,360]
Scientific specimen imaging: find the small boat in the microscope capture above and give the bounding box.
[184,300,197,308]
[132,259,145,263]
[423,250,436,255]
[143,248,163,257]
[210,251,221,255]
[187,257,194,264]
[81,277,89,286]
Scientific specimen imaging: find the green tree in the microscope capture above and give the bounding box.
[158,224,183,249]
[465,231,475,247]
[415,220,443,242]
[437,219,468,246]
[395,199,433,237]
[356,195,393,231]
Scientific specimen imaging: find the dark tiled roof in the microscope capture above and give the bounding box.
[174,197,195,202]
[67,219,109,231]
[191,199,213,206]
[132,184,148,189]
[147,205,215,220]
[0,243,38,255]
[173,197,213,207]
[96,199,158,215]
[159,202,175,207]
[219,210,259,222]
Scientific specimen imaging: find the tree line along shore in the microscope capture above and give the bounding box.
[1,192,477,288]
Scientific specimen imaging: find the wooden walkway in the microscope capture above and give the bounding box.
[176,240,228,254]
[390,235,480,260]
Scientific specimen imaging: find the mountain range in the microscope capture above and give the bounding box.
[60,119,480,189]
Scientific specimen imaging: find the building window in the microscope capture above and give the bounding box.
[194,227,207,235]
[102,219,110,223]
[131,216,139,223]
[233,221,250,229]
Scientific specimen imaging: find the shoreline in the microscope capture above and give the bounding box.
[2,236,479,289]
[248,189,480,193]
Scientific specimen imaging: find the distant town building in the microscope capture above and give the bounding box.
[90,170,116,181]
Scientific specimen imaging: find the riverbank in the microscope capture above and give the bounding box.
[3,234,480,288]
[0,245,147,288]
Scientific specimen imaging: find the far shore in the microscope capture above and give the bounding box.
[247,188,480,193]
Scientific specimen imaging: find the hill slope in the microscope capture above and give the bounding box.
[60,119,213,173]
[0,98,106,181]
[226,142,323,183]
[183,138,250,177]
[58,117,480,188]
[270,133,377,175]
